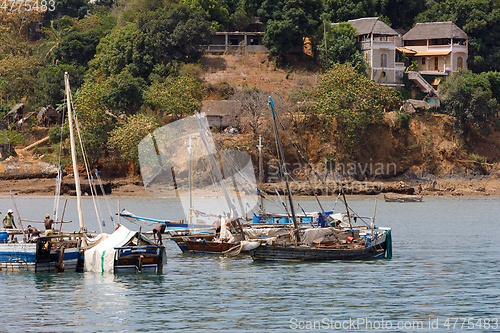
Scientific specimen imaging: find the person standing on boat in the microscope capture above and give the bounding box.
[3,209,16,241]
[44,214,54,236]
[317,213,326,228]
[153,223,167,246]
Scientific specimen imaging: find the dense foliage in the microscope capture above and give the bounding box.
[2,0,500,167]
[318,21,367,74]
[108,114,159,166]
[439,69,498,138]
[314,63,399,153]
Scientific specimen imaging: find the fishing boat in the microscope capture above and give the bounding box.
[384,194,423,202]
[0,73,88,272]
[134,112,265,255]
[249,97,392,262]
[119,209,214,231]
[84,225,166,274]
[0,231,81,272]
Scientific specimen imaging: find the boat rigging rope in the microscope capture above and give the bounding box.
[222,243,243,257]
[53,103,67,222]
[68,93,103,234]
[96,169,116,229]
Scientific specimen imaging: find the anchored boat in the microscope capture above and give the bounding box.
[0,232,81,272]
[249,97,392,261]
[84,225,166,274]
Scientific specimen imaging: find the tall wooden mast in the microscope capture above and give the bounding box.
[268,97,300,243]
[64,72,85,231]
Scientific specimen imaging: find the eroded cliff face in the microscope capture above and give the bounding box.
[216,109,500,183]
[201,53,499,181]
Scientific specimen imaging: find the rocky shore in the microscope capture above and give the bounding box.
[0,173,498,197]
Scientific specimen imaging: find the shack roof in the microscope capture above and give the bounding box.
[403,21,468,40]
[4,103,25,120]
[348,17,399,36]
[37,105,59,122]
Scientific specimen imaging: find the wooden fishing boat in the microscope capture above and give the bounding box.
[0,232,81,272]
[85,225,166,274]
[249,97,393,262]
[250,227,391,261]
[384,194,423,202]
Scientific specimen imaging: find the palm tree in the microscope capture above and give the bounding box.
[40,16,74,63]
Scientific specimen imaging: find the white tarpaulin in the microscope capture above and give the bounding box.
[243,227,290,239]
[84,225,136,273]
[301,227,339,245]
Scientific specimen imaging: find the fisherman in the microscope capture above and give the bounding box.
[26,225,40,239]
[44,214,54,236]
[212,217,222,233]
[153,223,167,246]
[317,213,326,228]
[26,225,40,242]
[2,209,16,241]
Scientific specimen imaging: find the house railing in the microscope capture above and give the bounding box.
[201,45,268,53]
[407,71,438,95]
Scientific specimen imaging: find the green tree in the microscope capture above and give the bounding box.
[318,22,367,74]
[108,114,159,166]
[40,17,75,64]
[439,69,498,138]
[262,19,299,58]
[313,63,399,153]
[323,0,377,23]
[35,64,86,107]
[53,30,105,68]
[0,55,38,103]
[73,82,117,167]
[137,4,212,67]
[180,0,230,31]
[143,76,205,119]
[484,71,500,107]
[230,7,250,31]
[89,23,152,80]
[257,0,322,59]
[90,5,212,81]
[101,72,146,116]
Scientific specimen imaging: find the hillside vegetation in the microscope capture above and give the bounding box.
[1,0,500,188]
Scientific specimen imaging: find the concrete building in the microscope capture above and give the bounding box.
[348,17,404,87]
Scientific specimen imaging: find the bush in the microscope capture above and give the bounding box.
[395,113,412,131]
[48,125,69,144]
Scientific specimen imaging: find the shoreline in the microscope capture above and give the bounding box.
[0,176,498,198]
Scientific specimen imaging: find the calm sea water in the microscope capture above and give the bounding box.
[1,195,499,332]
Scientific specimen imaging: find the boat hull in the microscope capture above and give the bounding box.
[185,240,239,254]
[0,243,80,272]
[384,195,423,202]
[114,246,166,274]
[250,238,387,262]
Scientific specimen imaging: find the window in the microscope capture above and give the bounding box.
[434,57,439,71]
[422,58,426,65]
[457,57,463,69]
[381,53,388,67]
